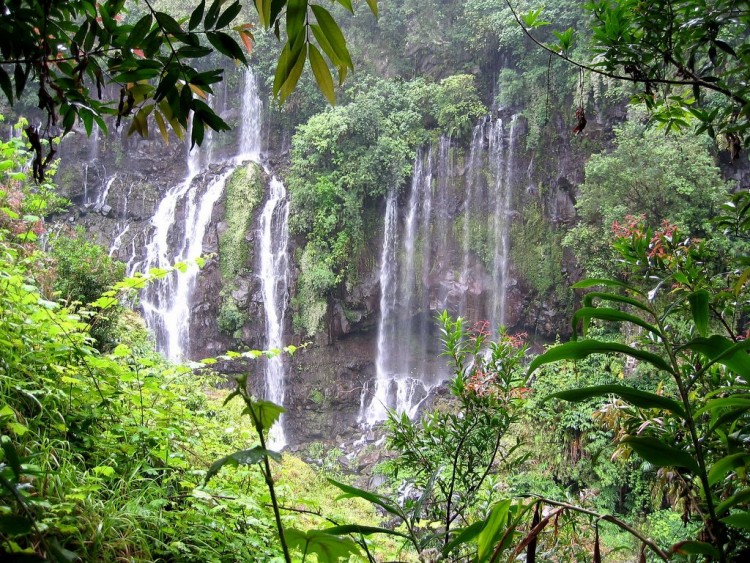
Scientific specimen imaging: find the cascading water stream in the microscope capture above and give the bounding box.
[459,118,487,318]
[363,189,399,423]
[122,68,292,442]
[489,115,518,330]
[361,149,443,425]
[258,177,291,448]
[362,115,522,426]
[135,68,265,362]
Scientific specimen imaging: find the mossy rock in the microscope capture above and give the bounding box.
[219,162,265,281]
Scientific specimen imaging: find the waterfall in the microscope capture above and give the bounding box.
[460,118,488,318]
[489,115,518,330]
[361,149,442,425]
[362,115,522,425]
[363,189,399,423]
[119,68,292,441]
[238,69,262,160]
[259,177,291,448]
[93,174,116,212]
[136,68,264,362]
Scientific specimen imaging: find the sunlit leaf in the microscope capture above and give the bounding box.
[328,478,402,517]
[546,384,685,417]
[205,446,281,483]
[621,436,700,473]
[529,340,673,375]
[286,528,362,561]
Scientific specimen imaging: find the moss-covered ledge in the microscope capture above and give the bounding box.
[217,162,265,337]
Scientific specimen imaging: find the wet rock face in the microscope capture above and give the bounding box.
[283,331,376,444]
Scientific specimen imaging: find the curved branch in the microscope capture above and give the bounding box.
[503,0,746,106]
[522,496,670,561]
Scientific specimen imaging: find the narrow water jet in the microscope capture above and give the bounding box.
[258,176,291,448]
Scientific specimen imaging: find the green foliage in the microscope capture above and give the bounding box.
[219,162,264,280]
[47,226,126,350]
[216,163,263,337]
[565,118,730,278]
[48,226,120,291]
[292,243,335,335]
[531,215,750,560]
[217,296,248,336]
[583,0,750,152]
[431,75,488,138]
[517,343,661,516]
[454,212,492,268]
[576,119,729,230]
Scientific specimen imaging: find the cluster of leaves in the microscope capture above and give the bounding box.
[0,231,279,559]
[46,226,127,351]
[0,0,379,180]
[531,213,750,560]
[381,314,529,557]
[0,0,255,157]
[516,0,750,157]
[515,336,662,517]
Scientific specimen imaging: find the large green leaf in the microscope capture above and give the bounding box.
[126,14,154,49]
[528,340,673,376]
[286,0,307,40]
[696,396,750,417]
[572,278,643,295]
[327,478,402,517]
[582,291,652,314]
[277,43,306,102]
[572,307,659,339]
[688,290,710,337]
[308,44,335,104]
[286,528,362,561]
[547,385,685,418]
[215,1,242,30]
[243,399,285,432]
[0,514,33,536]
[204,446,281,484]
[442,521,485,557]
[621,436,700,473]
[477,499,512,562]
[188,0,205,30]
[683,336,750,376]
[716,488,750,516]
[323,524,409,539]
[721,511,750,531]
[205,31,246,63]
[273,36,306,102]
[708,452,750,486]
[310,4,353,69]
[670,541,720,558]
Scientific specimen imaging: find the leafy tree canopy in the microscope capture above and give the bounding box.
[0,0,377,179]
[512,0,750,157]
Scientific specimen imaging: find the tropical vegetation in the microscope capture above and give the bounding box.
[0,0,749,561]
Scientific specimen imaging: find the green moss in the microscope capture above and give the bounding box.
[217,293,248,337]
[510,202,568,300]
[219,163,264,281]
[217,163,264,337]
[453,212,492,268]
